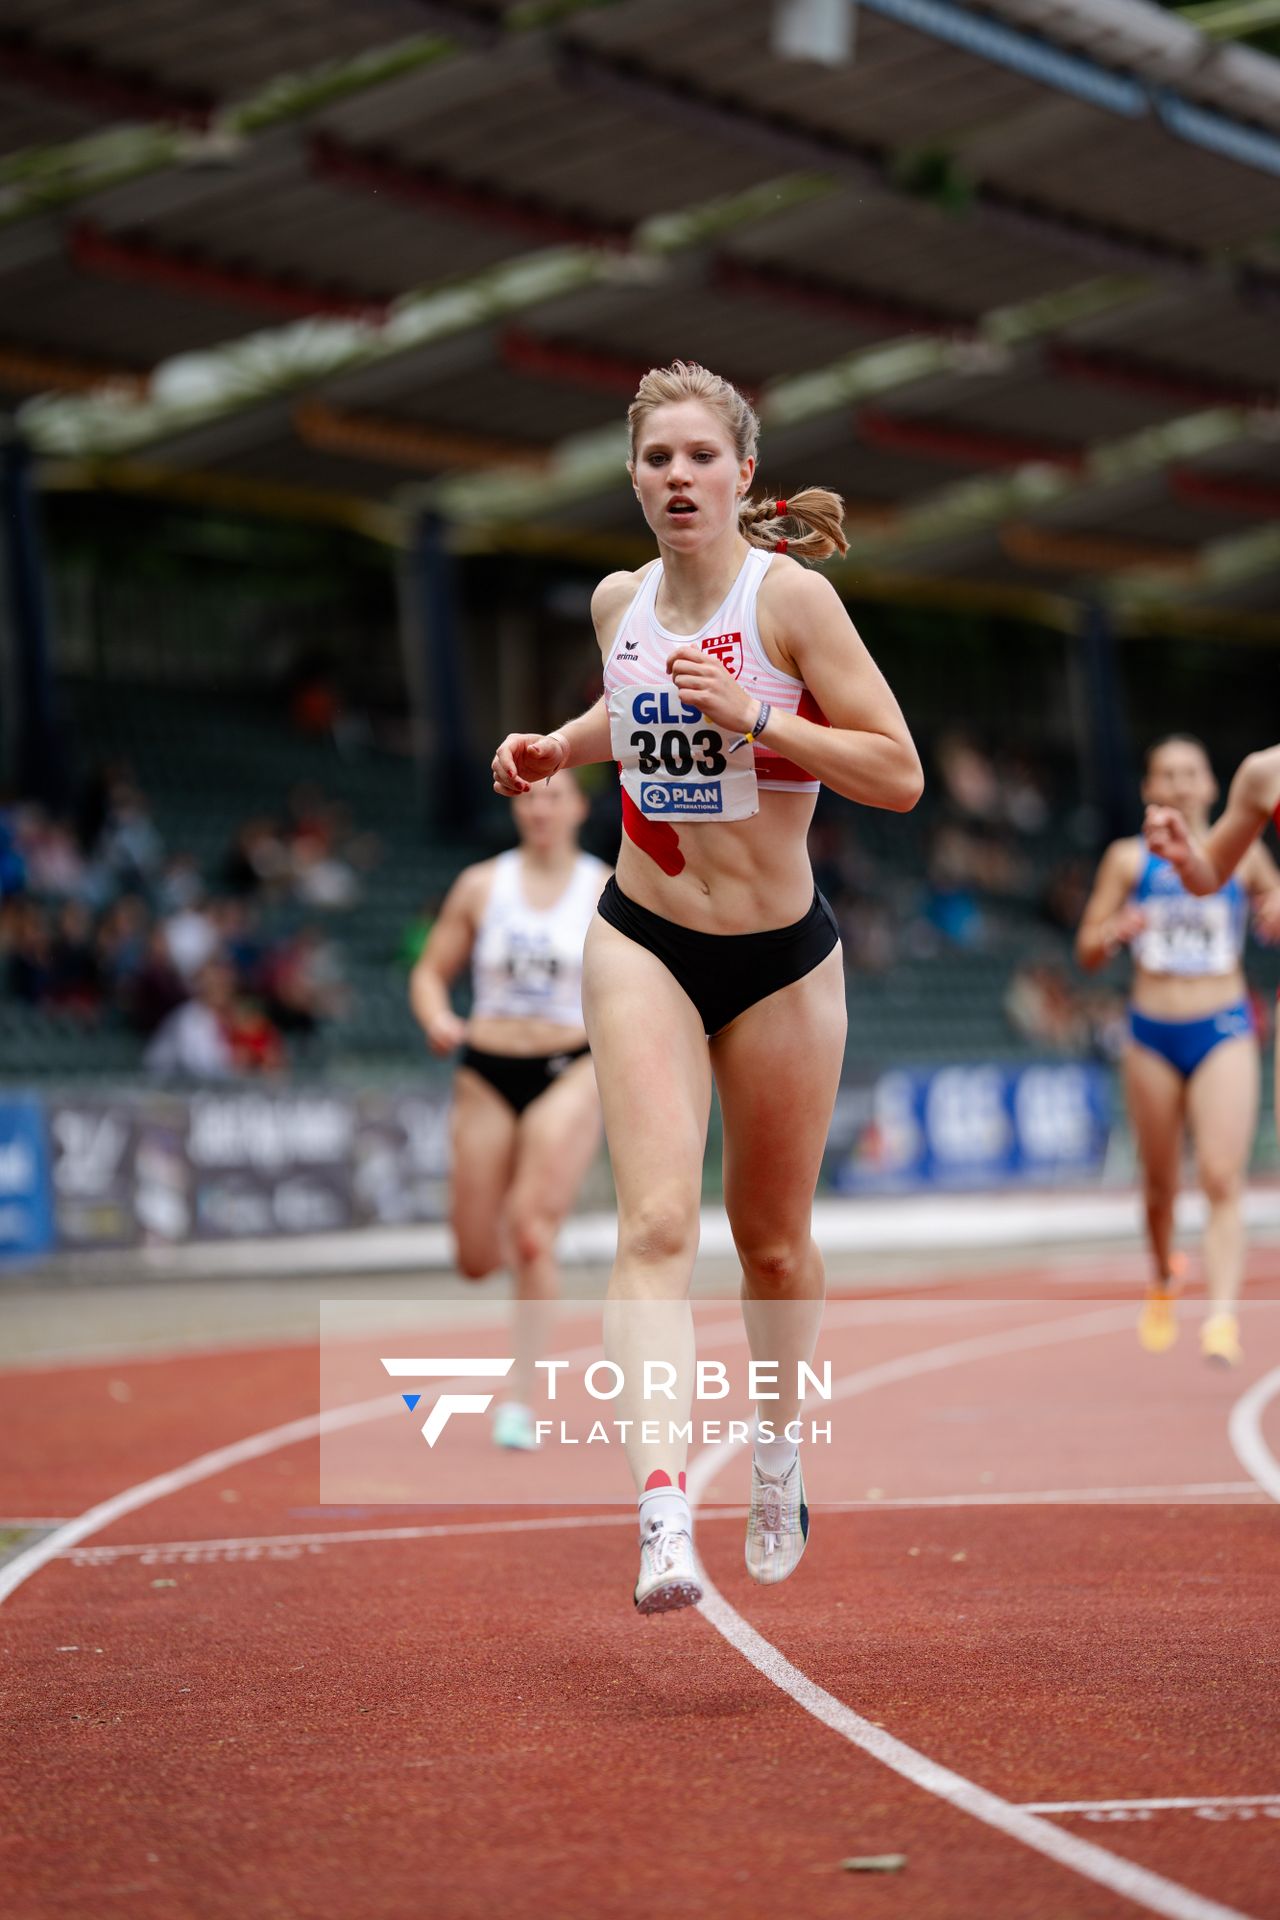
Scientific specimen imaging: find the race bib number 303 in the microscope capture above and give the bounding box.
[607,686,758,822]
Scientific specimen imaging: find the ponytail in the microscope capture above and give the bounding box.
[739,487,848,562]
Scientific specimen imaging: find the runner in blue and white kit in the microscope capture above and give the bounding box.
[1077,734,1280,1365]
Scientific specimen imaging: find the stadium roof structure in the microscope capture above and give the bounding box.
[3,0,1280,633]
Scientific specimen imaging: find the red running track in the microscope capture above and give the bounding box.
[3,1265,1280,1920]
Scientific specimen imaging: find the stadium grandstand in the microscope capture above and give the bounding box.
[2,0,1278,1181]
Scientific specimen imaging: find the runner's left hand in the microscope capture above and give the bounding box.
[666,647,758,735]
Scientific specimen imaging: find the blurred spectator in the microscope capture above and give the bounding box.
[936,731,1002,822]
[284,784,364,910]
[130,926,189,1035]
[1080,986,1128,1064]
[156,851,204,916]
[221,817,289,899]
[1041,855,1092,936]
[97,779,164,893]
[19,807,88,900]
[292,834,360,909]
[920,823,983,947]
[145,959,239,1080]
[143,958,284,1080]
[1004,961,1088,1053]
[210,897,265,988]
[163,890,219,983]
[226,994,286,1075]
[97,896,151,1011]
[6,900,53,1004]
[839,897,898,974]
[998,754,1050,835]
[263,924,347,1036]
[287,652,344,741]
[0,805,27,898]
[47,901,103,1019]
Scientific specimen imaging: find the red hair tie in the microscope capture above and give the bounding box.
[774,498,787,517]
[776,538,788,554]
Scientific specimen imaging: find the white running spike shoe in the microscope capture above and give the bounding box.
[492,1401,539,1450]
[745,1456,809,1585]
[634,1517,702,1614]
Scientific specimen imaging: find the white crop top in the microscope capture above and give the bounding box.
[471,850,607,1027]
[602,548,828,794]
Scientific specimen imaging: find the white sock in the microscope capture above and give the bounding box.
[638,1485,691,1538]
[753,1416,798,1479]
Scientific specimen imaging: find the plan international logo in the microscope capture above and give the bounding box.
[640,782,724,815]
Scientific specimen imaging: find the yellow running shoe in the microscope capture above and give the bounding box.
[1138,1288,1179,1354]
[1201,1313,1242,1367]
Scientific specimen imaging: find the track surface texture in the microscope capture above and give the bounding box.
[3,1241,1279,1920]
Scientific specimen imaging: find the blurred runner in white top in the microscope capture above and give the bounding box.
[410,773,610,1447]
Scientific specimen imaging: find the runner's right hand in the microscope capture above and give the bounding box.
[491,733,567,796]
[1143,804,1191,869]
[424,1010,468,1055]
[1105,903,1147,953]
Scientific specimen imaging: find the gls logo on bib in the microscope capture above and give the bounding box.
[641,782,724,816]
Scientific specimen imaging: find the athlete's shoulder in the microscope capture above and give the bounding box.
[591,563,655,621]
[1238,743,1280,812]
[1104,836,1146,882]
[757,556,852,675]
[449,857,502,914]
[591,563,655,657]
[757,553,840,614]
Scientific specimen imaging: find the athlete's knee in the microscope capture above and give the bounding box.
[1142,1170,1177,1213]
[454,1237,502,1282]
[735,1232,813,1293]
[1198,1161,1244,1207]
[506,1203,556,1270]
[617,1192,699,1267]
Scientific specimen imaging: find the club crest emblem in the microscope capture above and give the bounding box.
[701,632,743,678]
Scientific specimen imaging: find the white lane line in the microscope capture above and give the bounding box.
[68,1515,645,1560]
[1228,1366,1280,1506]
[845,1483,1261,1508]
[686,1306,1257,1920]
[63,1481,1263,1566]
[0,1517,72,1528]
[1022,1798,1280,1815]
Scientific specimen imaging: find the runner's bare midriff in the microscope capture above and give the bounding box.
[616,786,820,932]
[465,1016,590,1057]
[1129,964,1249,1021]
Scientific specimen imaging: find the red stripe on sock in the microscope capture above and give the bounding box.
[678,1472,686,1493]
[643,1470,672,1491]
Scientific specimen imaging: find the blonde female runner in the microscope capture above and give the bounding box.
[491,363,922,1611]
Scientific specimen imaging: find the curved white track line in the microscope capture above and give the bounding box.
[0,1307,754,1606]
[686,1306,1256,1920]
[1228,1366,1280,1506]
[0,1392,395,1607]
